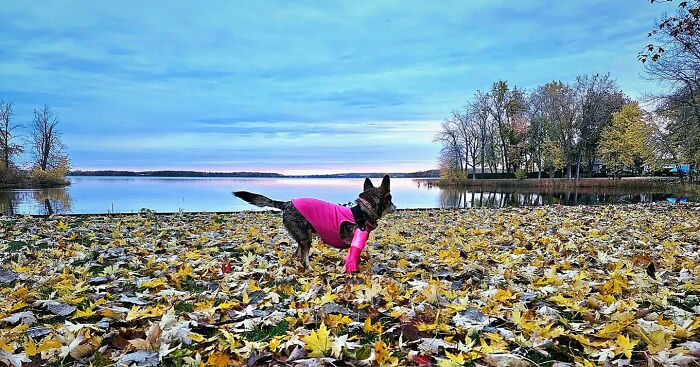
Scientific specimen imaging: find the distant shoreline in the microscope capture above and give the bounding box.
[68,169,440,179]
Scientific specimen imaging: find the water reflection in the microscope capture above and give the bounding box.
[0,188,73,215]
[0,177,695,215]
[439,187,690,208]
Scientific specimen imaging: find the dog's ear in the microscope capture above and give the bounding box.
[381,175,390,191]
[363,177,374,191]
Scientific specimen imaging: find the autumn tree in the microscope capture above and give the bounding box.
[640,0,700,63]
[542,139,566,177]
[598,104,653,179]
[0,100,23,169]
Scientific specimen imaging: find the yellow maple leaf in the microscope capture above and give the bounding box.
[268,337,282,351]
[175,264,193,279]
[375,340,397,365]
[492,289,513,303]
[614,334,639,359]
[646,329,673,354]
[206,351,234,367]
[38,339,62,352]
[73,307,96,319]
[247,279,261,292]
[188,332,207,343]
[140,278,167,289]
[216,301,239,311]
[416,321,437,332]
[301,322,331,358]
[318,292,336,305]
[362,316,383,334]
[0,338,14,352]
[24,338,38,357]
[439,351,466,367]
[325,314,352,328]
[57,220,68,231]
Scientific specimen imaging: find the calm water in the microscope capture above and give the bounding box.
[0,176,694,215]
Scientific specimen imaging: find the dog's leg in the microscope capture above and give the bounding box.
[290,231,312,271]
[283,207,315,271]
[299,241,312,271]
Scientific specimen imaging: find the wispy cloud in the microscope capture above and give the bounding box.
[0,0,675,172]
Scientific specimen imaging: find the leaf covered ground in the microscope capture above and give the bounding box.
[1,204,699,367]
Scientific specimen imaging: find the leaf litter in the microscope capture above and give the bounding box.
[0,204,699,366]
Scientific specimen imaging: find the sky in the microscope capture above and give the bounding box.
[0,1,676,174]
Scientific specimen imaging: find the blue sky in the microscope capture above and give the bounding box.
[0,1,673,174]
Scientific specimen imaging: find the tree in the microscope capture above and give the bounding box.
[470,93,492,176]
[542,139,566,178]
[598,104,653,179]
[434,118,464,175]
[535,81,578,179]
[573,74,628,179]
[30,105,66,171]
[487,80,510,172]
[643,0,700,180]
[640,0,700,63]
[0,100,23,169]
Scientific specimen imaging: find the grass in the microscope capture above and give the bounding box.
[245,320,290,342]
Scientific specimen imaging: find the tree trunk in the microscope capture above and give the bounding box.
[575,152,582,181]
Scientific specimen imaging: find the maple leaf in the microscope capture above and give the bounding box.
[301,322,331,358]
[331,334,349,358]
[613,334,639,359]
[363,316,383,334]
[207,351,234,367]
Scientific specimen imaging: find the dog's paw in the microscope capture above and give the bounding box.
[344,261,359,273]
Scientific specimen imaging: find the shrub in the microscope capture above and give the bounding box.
[515,168,527,180]
[29,158,70,187]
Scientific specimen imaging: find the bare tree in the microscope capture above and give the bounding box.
[30,105,65,171]
[485,81,511,173]
[0,100,23,169]
[434,118,464,173]
[527,89,547,178]
[470,92,493,176]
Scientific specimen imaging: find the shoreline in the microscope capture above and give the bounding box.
[0,181,71,190]
[427,176,699,190]
[0,202,689,218]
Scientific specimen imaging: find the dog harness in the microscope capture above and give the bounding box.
[291,198,371,273]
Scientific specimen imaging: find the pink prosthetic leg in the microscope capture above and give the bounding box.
[344,228,369,273]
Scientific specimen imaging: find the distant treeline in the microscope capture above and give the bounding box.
[69,169,440,178]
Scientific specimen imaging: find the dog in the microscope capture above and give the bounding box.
[233,175,396,273]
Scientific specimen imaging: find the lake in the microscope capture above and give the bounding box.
[0,176,694,215]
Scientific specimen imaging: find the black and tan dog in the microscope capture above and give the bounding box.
[234,175,395,272]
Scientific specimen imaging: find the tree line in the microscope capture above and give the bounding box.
[0,101,69,187]
[436,1,699,183]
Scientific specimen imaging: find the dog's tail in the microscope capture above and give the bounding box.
[233,191,286,210]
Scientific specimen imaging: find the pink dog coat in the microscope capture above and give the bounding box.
[292,198,359,248]
[291,198,371,273]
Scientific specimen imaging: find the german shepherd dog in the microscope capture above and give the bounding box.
[234,175,395,271]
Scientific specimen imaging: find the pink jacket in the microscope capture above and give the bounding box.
[291,198,360,248]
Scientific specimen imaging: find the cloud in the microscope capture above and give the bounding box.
[0,0,674,171]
